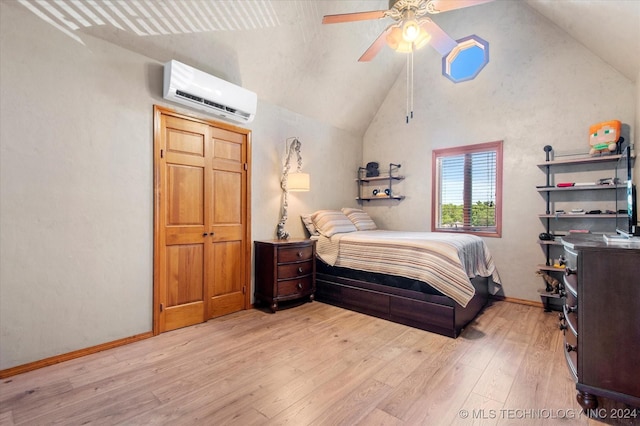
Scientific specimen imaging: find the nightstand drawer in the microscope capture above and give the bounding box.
[278,276,313,297]
[278,261,313,279]
[278,245,314,263]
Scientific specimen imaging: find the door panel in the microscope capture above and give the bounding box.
[166,165,204,226]
[209,241,245,317]
[158,114,210,332]
[208,131,247,319]
[212,170,241,224]
[211,241,242,296]
[166,244,204,305]
[164,302,204,332]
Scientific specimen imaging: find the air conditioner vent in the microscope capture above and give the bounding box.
[176,90,203,103]
[174,90,250,120]
[203,98,225,110]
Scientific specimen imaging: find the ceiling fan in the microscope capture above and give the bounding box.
[322,0,493,61]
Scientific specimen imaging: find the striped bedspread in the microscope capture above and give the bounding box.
[315,230,501,307]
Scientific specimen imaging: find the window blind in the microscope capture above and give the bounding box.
[436,150,497,232]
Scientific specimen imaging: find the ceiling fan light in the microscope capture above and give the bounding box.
[386,26,407,51]
[402,20,420,42]
[387,24,431,53]
[414,26,431,49]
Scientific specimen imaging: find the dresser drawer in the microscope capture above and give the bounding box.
[278,276,313,297]
[563,276,578,330]
[278,261,313,279]
[563,303,578,335]
[564,246,578,270]
[563,327,578,381]
[563,273,577,298]
[278,245,314,263]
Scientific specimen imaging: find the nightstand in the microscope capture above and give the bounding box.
[254,239,316,312]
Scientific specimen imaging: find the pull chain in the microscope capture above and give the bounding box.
[410,47,414,121]
[406,45,415,124]
[406,52,410,124]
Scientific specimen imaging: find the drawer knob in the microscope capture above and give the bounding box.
[297,282,303,289]
[298,267,304,273]
[565,343,576,353]
[297,251,303,258]
[565,267,577,276]
[559,322,567,331]
[567,305,577,314]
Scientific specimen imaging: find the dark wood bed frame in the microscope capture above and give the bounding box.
[315,261,489,338]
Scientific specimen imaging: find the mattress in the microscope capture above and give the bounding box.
[313,230,501,307]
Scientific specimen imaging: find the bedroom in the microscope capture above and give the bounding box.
[1,0,638,422]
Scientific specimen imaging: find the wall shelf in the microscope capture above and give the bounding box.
[357,196,406,202]
[357,163,404,203]
[537,184,625,192]
[538,213,621,219]
[536,264,566,272]
[537,240,562,246]
[536,154,625,167]
[535,144,628,311]
[357,175,405,183]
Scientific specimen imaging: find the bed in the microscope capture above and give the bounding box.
[303,209,501,338]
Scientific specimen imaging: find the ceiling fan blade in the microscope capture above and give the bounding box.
[322,10,387,24]
[358,26,394,62]
[427,0,494,13]
[420,20,457,56]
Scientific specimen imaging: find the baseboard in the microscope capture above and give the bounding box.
[490,294,544,308]
[0,331,153,379]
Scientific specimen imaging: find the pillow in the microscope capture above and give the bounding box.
[311,210,357,237]
[301,214,319,236]
[342,207,378,231]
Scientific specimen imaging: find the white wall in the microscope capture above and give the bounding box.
[251,103,362,243]
[363,0,636,302]
[0,3,361,370]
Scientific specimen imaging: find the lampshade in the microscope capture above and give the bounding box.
[287,172,310,192]
[386,23,431,53]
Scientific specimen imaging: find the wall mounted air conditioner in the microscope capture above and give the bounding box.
[163,60,257,124]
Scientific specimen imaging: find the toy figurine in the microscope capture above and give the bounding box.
[536,270,560,294]
[589,120,621,156]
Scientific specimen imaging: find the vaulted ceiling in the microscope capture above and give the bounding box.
[11,0,639,135]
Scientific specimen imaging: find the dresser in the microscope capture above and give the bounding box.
[254,239,316,312]
[560,234,640,410]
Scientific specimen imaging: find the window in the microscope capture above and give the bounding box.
[432,141,503,237]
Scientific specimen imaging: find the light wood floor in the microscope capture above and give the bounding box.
[0,301,635,425]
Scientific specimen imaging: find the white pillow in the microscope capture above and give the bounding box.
[311,210,357,237]
[342,207,378,231]
[301,214,319,236]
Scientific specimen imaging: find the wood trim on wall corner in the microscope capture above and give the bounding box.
[0,331,153,379]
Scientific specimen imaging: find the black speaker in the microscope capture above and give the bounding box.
[366,162,379,177]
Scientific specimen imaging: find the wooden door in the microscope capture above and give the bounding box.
[154,106,251,333]
[208,127,248,318]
